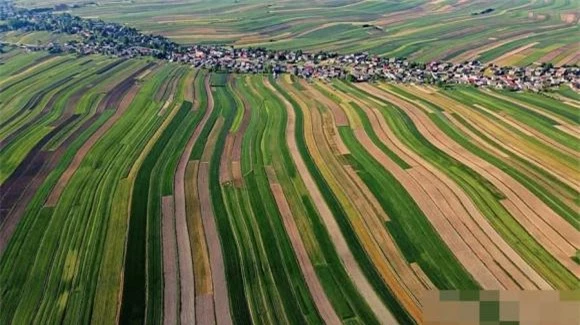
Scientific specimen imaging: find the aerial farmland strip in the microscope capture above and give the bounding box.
[384,85,579,228]
[200,78,242,324]
[44,62,155,207]
[326,80,551,290]
[275,75,413,324]
[0,51,50,79]
[171,69,203,325]
[120,84,192,324]
[248,77,344,324]
[0,58,141,185]
[0,64,177,324]
[451,88,578,158]
[0,74,76,135]
[223,76,324,324]
[0,56,73,94]
[357,84,580,287]
[307,86,428,319]
[161,195,179,325]
[403,86,579,216]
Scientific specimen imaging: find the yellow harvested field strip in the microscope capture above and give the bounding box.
[183,70,195,103]
[410,263,435,290]
[186,162,213,296]
[219,134,234,184]
[442,111,510,159]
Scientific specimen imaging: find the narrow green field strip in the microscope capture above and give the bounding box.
[0,54,72,91]
[120,95,191,324]
[224,79,284,325]
[257,76,381,324]
[553,86,580,102]
[221,183,274,324]
[270,78,415,325]
[189,85,223,160]
[0,60,83,135]
[229,79,247,133]
[0,50,48,79]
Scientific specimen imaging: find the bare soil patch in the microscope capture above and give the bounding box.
[162,196,179,325]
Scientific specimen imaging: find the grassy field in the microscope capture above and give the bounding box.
[13,0,580,65]
[1,1,579,323]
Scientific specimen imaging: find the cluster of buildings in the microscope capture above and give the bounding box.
[1,1,579,91]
